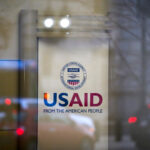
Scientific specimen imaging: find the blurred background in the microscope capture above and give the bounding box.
[0,0,150,150]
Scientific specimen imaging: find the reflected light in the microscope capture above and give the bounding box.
[5,98,11,106]
[147,104,150,109]
[89,127,95,133]
[16,128,24,136]
[60,17,71,29]
[44,18,54,28]
[128,117,137,124]
[12,109,17,114]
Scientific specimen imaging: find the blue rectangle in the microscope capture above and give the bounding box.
[67,80,79,82]
[68,68,80,72]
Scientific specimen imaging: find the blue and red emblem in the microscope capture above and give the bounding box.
[60,62,87,90]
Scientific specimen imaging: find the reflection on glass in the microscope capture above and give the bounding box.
[38,37,108,150]
[0,60,37,150]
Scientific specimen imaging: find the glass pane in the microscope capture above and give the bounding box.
[0,60,18,150]
[38,36,109,150]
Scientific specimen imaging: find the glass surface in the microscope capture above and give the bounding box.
[0,60,19,149]
[0,60,38,150]
[38,37,109,150]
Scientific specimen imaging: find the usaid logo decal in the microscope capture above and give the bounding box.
[60,62,87,90]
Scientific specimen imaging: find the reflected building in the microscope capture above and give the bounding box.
[109,0,150,142]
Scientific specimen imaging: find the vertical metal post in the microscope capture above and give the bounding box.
[18,10,38,150]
